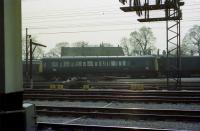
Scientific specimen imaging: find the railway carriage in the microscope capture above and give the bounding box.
[41,56,158,80]
[181,56,200,76]
[23,60,43,81]
[158,56,200,77]
[23,56,200,81]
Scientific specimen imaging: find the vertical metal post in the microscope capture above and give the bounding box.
[177,19,181,89]
[178,19,182,88]
[166,20,169,88]
[30,39,33,88]
[25,28,28,81]
[166,7,182,89]
[129,0,132,6]
[166,5,169,88]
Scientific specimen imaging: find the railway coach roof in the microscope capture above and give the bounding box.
[158,56,200,58]
[42,56,157,60]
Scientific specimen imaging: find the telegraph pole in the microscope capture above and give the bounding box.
[29,38,33,86]
[25,28,28,81]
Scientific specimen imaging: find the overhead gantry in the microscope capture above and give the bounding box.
[119,0,184,89]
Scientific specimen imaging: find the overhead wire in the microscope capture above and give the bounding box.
[23,3,200,20]
[23,18,200,31]
[23,7,200,21]
[22,1,200,36]
[26,24,199,36]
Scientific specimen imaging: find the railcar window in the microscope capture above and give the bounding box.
[43,62,46,68]
[87,61,93,67]
[108,61,111,66]
[51,61,59,67]
[99,61,106,66]
[111,60,116,66]
[94,61,98,67]
[106,61,109,66]
[75,61,82,67]
[123,60,126,66]
[119,61,123,66]
[82,61,87,67]
[64,61,70,67]
[102,61,107,66]
[99,61,102,67]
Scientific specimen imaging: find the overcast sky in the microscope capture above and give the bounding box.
[22,0,200,52]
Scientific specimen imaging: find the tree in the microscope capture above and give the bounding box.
[45,42,69,57]
[100,42,113,47]
[22,36,44,59]
[179,43,196,56]
[73,41,88,47]
[120,26,156,56]
[130,26,156,55]
[120,37,131,56]
[183,25,200,56]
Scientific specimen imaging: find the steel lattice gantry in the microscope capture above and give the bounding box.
[166,7,182,89]
[120,0,184,89]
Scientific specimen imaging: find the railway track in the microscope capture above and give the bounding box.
[23,80,200,90]
[36,105,200,122]
[37,122,178,131]
[24,89,200,96]
[24,89,200,103]
[30,88,200,130]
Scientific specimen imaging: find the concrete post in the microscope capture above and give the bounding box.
[0,0,25,130]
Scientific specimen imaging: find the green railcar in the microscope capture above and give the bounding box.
[158,56,200,77]
[41,56,158,80]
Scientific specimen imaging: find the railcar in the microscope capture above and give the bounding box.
[23,56,200,81]
[22,60,43,81]
[41,56,159,80]
[158,56,200,77]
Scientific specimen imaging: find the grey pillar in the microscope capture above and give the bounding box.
[0,0,25,130]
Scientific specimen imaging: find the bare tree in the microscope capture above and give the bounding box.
[183,25,200,56]
[120,26,156,56]
[100,42,113,47]
[120,37,131,56]
[130,26,156,55]
[45,42,69,57]
[73,41,89,47]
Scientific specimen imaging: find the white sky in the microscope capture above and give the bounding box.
[22,0,200,52]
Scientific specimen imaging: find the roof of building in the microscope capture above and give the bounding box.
[61,46,124,56]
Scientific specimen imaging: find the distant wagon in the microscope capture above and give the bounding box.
[159,56,200,77]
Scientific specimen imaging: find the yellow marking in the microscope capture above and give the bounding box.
[82,84,90,90]
[57,84,64,89]
[38,63,43,73]
[49,84,56,89]
[130,84,144,90]
[50,84,64,89]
